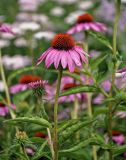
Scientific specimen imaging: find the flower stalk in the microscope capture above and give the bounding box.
[108,1,121,160]
[84,34,98,160]
[53,68,62,160]
[0,49,16,120]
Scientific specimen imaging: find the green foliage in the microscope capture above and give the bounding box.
[4,117,52,128]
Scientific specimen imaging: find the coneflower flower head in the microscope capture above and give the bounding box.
[37,33,88,72]
[28,80,47,97]
[67,13,107,34]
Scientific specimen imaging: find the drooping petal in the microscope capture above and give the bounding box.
[76,24,84,32]
[74,50,88,64]
[67,26,76,34]
[67,52,75,72]
[37,48,52,65]
[61,51,68,69]
[74,46,89,57]
[95,22,107,32]
[69,49,82,66]
[45,50,57,68]
[83,23,90,30]
[89,22,101,32]
[54,51,62,69]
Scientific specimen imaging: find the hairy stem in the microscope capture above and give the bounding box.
[84,34,98,160]
[53,69,62,160]
[108,1,121,160]
[0,49,16,120]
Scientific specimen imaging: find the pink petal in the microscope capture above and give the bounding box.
[83,23,90,30]
[37,48,52,65]
[54,51,62,69]
[67,52,75,72]
[69,50,82,66]
[74,47,88,64]
[67,26,76,34]
[45,50,56,68]
[76,24,84,32]
[61,51,68,69]
[89,22,101,32]
[95,22,107,32]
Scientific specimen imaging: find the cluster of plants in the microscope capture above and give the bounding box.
[0,0,126,160]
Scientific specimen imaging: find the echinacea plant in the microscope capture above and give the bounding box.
[1,0,126,160]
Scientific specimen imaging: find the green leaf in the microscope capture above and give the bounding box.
[113,144,126,157]
[8,66,82,84]
[4,117,51,128]
[59,119,95,142]
[60,136,109,153]
[90,54,107,70]
[94,107,109,117]
[32,140,48,160]
[60,85,98,97]
[58,119,79,133]
[87,31,112,50]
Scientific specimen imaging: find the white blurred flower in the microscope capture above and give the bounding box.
[0,81,4,92]
[34,31,55,40]
[32,14,49,24]
[54,0,77,4]
[0,32,15,39]
[78,1,93,10]
[16,12,32,21]
[19,22,40,31]
[0,39,10,48]
[65,11,84,24]
[18,0,44,11]
[2,55,32,70]
[121,0,126,3]
[14,38,28,47]
[50,7,65,17]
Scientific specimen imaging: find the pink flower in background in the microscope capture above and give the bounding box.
[0,23,14,34]
[0,103,16,117]
[10,75,42,94]
[112,131,125,145]
[93,94,104,105]
[101,80,111,92]
[37,33,88,72]
[67,13,107,34]
[44,76,87,103]
[10,84,28,94]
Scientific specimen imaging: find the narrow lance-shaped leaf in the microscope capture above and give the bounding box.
[4,117,52,128]
[113,144,126,157]
[59,119,95,142]
[87,31,112,50]
[60,136,110,153]
[32,140,48,160]
[8,67,82,84]
[60,85,98,97]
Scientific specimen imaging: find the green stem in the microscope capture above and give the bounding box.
[84,34,98,160]
[108,1,121,160]
[0,49,16,119]
[53,69,62,160]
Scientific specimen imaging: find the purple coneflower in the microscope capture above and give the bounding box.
[10,75,41,94]
[28,80,47,97]
[37,33,87,72]
[112,130,125,145]
[0,23,14,34]
[67,13,107,34]
[0,102,16,117]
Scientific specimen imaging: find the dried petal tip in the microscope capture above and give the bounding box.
[51,33,75,50]
[63,83,77,90]
[77,13,93,24]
